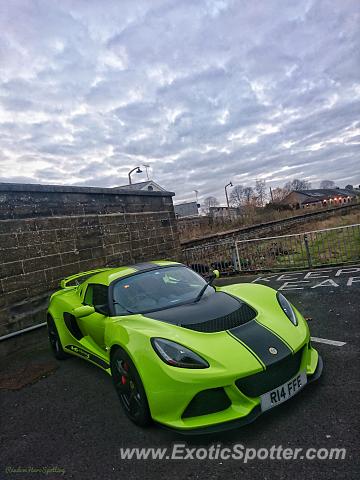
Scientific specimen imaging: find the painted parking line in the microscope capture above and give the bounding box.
[311,336,347,347]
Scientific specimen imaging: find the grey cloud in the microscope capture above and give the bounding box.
[0,0,359,204]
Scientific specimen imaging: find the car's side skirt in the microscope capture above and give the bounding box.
[65,344,110,370]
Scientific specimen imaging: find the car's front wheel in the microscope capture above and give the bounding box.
[47,316,69,360]
[110,348,151,427]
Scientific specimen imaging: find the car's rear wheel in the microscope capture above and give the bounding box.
[110,348,151,427]
[47,316,69,360]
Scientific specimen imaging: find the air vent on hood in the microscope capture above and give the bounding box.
[181,303,257,333]
[145,291,257,333]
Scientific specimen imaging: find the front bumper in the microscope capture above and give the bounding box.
[152,346,323,434]
[165,353,324,435]
[307,353,323,383]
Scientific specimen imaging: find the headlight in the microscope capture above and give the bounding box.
[151,338,209,369]
[277,292,298,326]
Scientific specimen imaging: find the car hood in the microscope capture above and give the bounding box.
[144,291,257,333]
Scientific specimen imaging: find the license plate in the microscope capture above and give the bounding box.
[260,371,307,412]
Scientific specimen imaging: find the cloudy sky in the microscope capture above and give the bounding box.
[0,0,359,204]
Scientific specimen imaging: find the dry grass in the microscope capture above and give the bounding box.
[290,211,360,234]
[179,204,360,242]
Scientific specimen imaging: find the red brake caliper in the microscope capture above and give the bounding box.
[121,362,129,385]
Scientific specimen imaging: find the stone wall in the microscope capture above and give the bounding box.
[0,183,180,340]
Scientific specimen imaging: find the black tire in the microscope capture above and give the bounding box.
[47,316,69,360]
[110,348,152,427]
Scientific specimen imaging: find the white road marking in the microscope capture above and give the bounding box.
[278,280,310,290]
[249,264,360,284]
[251,275,278,283]
[335,267,360,276]
[311,279,339,288]
[311,336,347,346]
[249,266,360,289]
[304,270,332,279]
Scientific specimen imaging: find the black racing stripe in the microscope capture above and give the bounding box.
[229,321,291,367]
[257,321,294,353]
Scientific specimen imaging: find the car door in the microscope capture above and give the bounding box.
[78,283,109,350]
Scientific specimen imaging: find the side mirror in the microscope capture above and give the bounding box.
[208,269,220,285]
[73,305,95,318]
[212,269,220,279]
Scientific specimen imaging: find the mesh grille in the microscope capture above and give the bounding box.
[182,388,231,418]
[235,347,304,397]
[181,303,257,333]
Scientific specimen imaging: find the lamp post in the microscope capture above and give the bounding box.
[128,166,142,185]
[225,181,233,209]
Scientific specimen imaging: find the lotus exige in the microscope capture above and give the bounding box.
[47,260,322,433]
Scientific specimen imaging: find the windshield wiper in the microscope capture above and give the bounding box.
[194,270,219,303]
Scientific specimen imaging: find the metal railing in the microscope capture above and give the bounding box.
[183,239,238,276]
[235,224,360,272]
[182,224,360,274]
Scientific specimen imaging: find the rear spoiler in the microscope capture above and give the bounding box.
[59,268,111,289]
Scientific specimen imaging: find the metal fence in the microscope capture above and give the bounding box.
[235,224,360,272]
[182,224,360,275]
[183,239,238,276]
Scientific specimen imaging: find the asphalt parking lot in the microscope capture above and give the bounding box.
[1,265,359,480]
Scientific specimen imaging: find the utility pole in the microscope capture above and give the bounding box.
[269,186,274,203]
[143,164,150,180]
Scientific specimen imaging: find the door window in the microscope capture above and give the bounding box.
[84,284,109,314]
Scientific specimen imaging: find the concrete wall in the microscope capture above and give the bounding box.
[174,201,199,218]
[0,183,180,341]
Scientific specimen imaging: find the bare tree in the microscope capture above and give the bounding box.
[320,180,335,189]
[284,178,312,191]
[202,195,219,214]
[230,184,257,207]
[243,186,255,205]
[229,185,244,207]
[271,187,290,203]
[255,179,266,206]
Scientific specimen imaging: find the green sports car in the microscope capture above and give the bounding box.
[47,260,322,433]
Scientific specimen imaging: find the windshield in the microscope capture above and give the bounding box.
[112,266,213,315]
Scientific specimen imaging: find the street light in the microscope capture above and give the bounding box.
[225,181,233,209]
[128,166,142,185]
